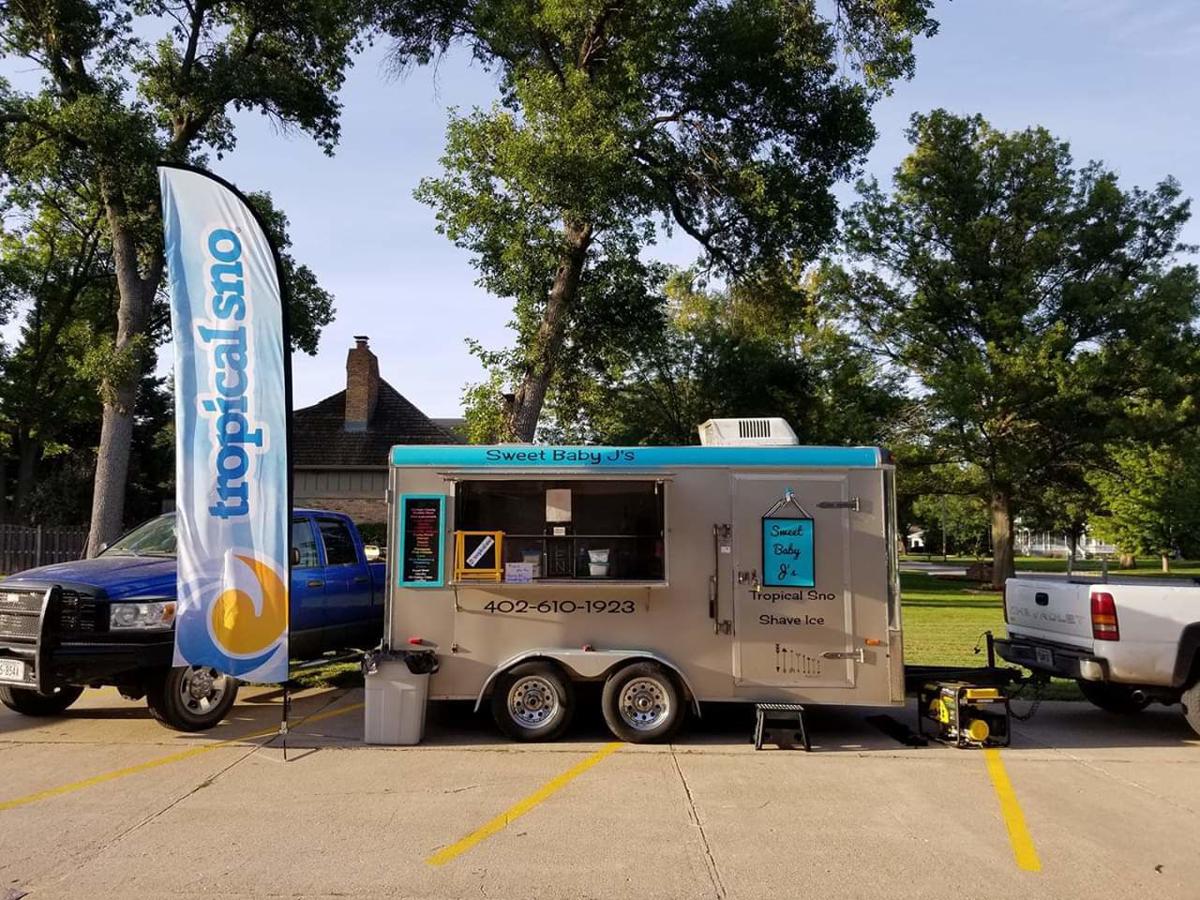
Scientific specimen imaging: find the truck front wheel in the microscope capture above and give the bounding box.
[147,666,238,732]
[0,684,83,716]
[1077,680,1150,715]
[1182,681,1200,738]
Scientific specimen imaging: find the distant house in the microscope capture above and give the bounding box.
[906,526,926,551]
[292,336,458,523]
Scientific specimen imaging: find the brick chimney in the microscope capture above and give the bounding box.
[344,335,379,432]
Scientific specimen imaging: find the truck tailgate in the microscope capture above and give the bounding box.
[1004,578,1094,649]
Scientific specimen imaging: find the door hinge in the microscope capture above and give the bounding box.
[817,498,860,511]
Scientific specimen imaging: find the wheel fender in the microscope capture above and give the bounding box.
[1172,623,1200,688]
[474,649,701,717]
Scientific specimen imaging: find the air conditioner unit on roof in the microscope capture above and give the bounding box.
[697,418,799,447]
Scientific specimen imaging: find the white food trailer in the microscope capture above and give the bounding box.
[384,419,903,742]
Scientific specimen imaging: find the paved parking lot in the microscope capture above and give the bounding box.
[2,686,1198,899]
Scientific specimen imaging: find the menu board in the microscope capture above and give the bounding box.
[399,495,445,587]
[761,515,815,588]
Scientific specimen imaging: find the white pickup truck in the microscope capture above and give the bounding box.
[995,576,1200,736]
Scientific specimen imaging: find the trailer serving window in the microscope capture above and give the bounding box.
[454,480,665,582]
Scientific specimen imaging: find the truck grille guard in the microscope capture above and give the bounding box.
[0,585,101,692]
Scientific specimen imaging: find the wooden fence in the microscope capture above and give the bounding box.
[0,524,88,575]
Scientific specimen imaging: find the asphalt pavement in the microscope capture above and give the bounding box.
[2,686,1198,899]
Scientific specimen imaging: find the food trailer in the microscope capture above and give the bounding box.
[384,419,903,743]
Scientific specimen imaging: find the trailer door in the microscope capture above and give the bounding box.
[732,474,856,688]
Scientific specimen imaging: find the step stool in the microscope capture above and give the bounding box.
[754,702,811,751]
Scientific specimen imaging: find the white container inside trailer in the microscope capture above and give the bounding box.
[384,424,903,742]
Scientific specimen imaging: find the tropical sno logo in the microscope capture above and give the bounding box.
[209,553,288,657]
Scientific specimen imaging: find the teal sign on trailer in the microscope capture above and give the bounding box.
[761,516,815,588]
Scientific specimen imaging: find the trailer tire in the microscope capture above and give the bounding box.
[146,666,238,732]
[491,662,574,742]
[0,684,83,716]
[1077,680,1150,715]
[601,662,683,744]
[1182,681,1200,738]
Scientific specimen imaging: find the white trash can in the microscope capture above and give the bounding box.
[364,656,432,745]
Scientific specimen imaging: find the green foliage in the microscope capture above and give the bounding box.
[826,110,1200,578]
[1089,437,1200,561]
[514,262,908,446]
[387,0,938,436]
[0,3,361,529]
[910,493,989,557]
[244,192,335,355]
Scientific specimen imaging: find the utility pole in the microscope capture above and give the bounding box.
[941,495,948,561]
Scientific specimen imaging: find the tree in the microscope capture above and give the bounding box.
[910,492,988,558]
[0,174,112,520]
[825,110,1200,587]
[530,264,907,446]
[0,0,366,554]
[383,0,938,440]
[1090,438,1200,572]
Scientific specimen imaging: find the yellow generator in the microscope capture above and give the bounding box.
[918,681,1011,748]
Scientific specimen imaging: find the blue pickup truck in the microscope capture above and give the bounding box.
[0,509,384,731]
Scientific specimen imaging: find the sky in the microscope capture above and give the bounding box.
[7,0,1200,416]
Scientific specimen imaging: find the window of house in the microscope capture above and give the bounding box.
[454,480,666,581]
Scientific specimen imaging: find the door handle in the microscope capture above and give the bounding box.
[353,576,369,585]
[822,649,865,663]
[307,579,324,588]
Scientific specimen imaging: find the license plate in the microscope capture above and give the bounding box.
[1035,647,1054,668]
[0,658,27,683]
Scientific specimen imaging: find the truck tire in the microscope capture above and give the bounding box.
[601,662,683,744]
[491,662,574,741]
[146,666,238,732]
[1077,680,1150,715]
[0,684,83,716]
[1182,681,1200,738]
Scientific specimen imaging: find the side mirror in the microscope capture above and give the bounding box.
[363,544,381,562]
[97,542,108,555]
[291,547,301,566]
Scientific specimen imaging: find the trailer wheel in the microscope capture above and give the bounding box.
[491,662,574,742]
[146,666,238,732]
[601,662,683,743]
[1182,681,1200,738]
[1077,680,1149,715]
[0,684,83,716]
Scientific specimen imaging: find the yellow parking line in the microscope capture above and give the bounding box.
[427,742,623,867]
[983,747,1041,872]
[0,700,364,812]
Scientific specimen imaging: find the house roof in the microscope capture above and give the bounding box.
[293,380,459,468]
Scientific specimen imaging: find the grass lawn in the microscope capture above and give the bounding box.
[900,570,1081,700]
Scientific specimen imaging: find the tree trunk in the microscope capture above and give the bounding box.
[1118,552,1136,569]
[86,197,155,557]
[989,490,1015,589]
[506,222,594,442]
[13,432,38,516]
[1162,553,1170,573]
